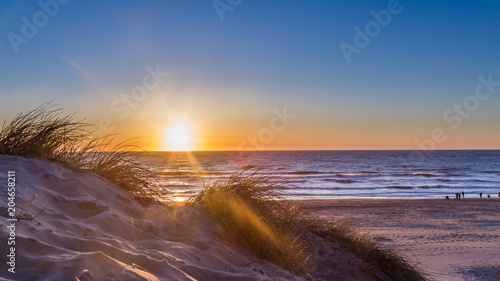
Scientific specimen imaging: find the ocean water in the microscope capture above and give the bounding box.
[141,150,500,201]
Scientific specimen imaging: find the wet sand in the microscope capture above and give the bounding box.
[296,198,500,281]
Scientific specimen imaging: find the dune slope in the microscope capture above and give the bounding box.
[0,155,305,281]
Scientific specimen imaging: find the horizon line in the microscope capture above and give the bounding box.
[145,148,500,152]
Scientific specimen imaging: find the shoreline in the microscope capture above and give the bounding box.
[285,196,498,200]
[292,194,500,203]
[281,195,500,202]
[293,198,500,281]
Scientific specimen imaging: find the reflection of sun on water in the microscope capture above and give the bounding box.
[163,122,194,151]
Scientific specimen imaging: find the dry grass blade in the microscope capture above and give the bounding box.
[0,102,166,201]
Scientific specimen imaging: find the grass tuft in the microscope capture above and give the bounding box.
[188,171,311,276]
[0,102,165,200]
[0,102,87,158]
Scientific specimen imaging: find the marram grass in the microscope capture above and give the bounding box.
[188,171,311,276]
[189,171,430,281]
[0,102,165,200]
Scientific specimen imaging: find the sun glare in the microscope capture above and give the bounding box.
[163,123,194,151]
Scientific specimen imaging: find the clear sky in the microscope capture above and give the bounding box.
[1,0,499,151]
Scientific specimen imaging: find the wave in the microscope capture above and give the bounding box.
[482,171,500,175]
[281,186,379,191]
[333,179,356,184]
[336,172,381,177]
[287,171,324,175]
[411,172,437,177]
[438,167,461,171]
[387,186,413,190]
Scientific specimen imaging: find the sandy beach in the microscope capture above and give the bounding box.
[296,199,500,281]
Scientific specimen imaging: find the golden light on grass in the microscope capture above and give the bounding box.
[187,173,310,275]
[163,122,194,151]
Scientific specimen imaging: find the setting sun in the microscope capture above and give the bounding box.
[163,122,194,151]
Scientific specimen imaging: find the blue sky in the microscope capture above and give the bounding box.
[0,0,499,150]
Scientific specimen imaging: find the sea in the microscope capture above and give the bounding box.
[139,150,500,201]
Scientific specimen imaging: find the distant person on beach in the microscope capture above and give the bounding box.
[498,192,500,198]
[480,192,483,199]
[456,192,460,200]
[487,194,491,198]
[446,196,449,200]
[462,191,465,198]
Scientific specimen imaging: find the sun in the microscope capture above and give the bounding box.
[163,122,194,151]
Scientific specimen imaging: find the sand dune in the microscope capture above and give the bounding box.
[0,155,305,281]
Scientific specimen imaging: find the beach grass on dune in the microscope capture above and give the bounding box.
[188,171,430,281]
[0,102,164,200]
[187,171,311,276]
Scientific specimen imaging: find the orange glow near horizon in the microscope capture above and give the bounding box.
[96,100,500,152]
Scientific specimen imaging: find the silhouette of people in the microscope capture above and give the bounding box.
[462,191,465,198]
[480,192,483,199]
[487,194,491,198]
[498,192,500,198]
[446,196,449,200]
[456,192,460,200]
